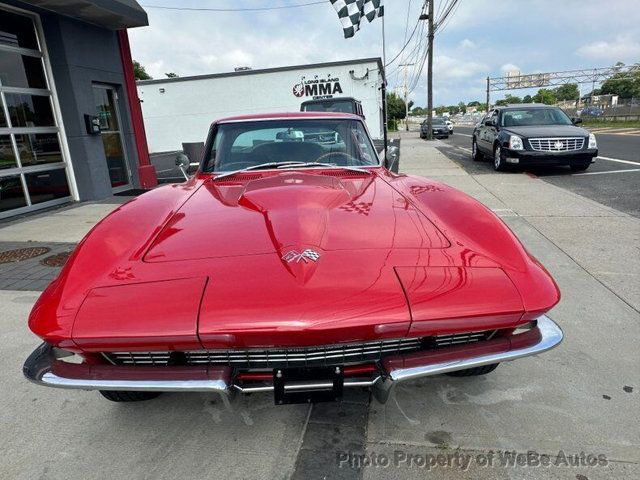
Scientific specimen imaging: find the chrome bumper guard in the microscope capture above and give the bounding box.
[23,316,562,403]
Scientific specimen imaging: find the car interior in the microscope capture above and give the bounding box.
[208,120,378,171]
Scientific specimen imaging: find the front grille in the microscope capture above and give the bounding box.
[528,137,584,152]
[185,338,422,368]
[104,330,497,368]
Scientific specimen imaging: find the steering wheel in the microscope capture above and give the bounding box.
[314,151,356,166]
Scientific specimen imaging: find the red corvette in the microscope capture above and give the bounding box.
[24,112,562,404]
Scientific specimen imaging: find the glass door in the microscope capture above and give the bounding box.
[93,85,131,192]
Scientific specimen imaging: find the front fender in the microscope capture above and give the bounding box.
[28,179,204,349]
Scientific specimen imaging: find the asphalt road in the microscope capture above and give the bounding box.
[439,125,640,217]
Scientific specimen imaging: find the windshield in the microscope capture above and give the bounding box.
[205,119,379,172]
[500,107,573,127]
[302,100,355,114]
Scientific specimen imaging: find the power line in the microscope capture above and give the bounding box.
[140,1,327,12]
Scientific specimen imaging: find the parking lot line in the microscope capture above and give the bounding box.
[597,156,640,166]
[572,168,640,176]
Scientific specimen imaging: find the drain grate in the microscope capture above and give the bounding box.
[0,247,51,264]
[40,251,72,267]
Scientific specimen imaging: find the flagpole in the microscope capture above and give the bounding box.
[381,7,389,155]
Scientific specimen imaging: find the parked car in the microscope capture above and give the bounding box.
[580,106,604,117]
[472,104,598,171]
[24,112,562,405]
[445,119,454,133]
[420,117,449,139]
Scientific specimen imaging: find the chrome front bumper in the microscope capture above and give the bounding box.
[23,316,563,403]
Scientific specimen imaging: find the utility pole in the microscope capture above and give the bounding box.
[425,0,434,140]
[400,62,415,131]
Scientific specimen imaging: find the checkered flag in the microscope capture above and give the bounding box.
[330,0,384,38]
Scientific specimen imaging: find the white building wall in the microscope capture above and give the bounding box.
[138,60,383,153]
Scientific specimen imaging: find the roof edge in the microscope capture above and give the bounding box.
[137,57,384,86]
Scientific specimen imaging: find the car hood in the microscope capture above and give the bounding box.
[503,125,589,137]
[144,171,449,263]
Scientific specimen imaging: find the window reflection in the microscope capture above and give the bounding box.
[0,51,47,89]
[24,169,70,205]
[0,11,39,50]
[0,175,27,212]
[15,133,62,166]
[0,135,17,170]
[5,93,55,127]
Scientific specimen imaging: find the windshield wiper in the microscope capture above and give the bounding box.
[275,162,372,175]
[212,161,305,180]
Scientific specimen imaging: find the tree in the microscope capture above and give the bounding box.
[386,92,407,121]
[522,94,533,103]
[467,100,481,107]
[532,88,557,105]
[165,72,179,78]
[435,105,447,115]
[133,60,152,81]
[458,101,467,114]
[495,94,522,106]
[554,83,580,101]
[410,106,427,116]
[600,63,640,98]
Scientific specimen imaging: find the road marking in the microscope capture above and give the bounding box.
[572,168,640,176]
[597,156,640,166]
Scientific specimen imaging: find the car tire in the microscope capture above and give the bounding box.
[570,164,590,171]
[99,390,163,402]
[472,138,483,161]
[493,144,505,171]
[446,363,500,377]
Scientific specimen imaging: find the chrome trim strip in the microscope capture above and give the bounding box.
[371,315,563,403]
[23,343,230,393]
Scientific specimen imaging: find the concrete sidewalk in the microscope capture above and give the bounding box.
[361,134,639,479]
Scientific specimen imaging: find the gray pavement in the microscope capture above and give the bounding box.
[0,136,639,479]
[443,125,640,217]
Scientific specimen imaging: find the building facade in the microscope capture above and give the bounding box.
[0,0,155,219]
[137,58,385,154]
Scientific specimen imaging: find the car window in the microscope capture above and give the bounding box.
[501,107,573,127]
[303,101,355,114]
[205,119,378,172]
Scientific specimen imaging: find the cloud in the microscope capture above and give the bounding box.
[458,39,476,49]
[434,55,489,80]
[500,63,521,74]
[576,35,640,62]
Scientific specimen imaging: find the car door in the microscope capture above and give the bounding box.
[479,109,498,153]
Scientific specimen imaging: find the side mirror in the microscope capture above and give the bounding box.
[572,117,582,125]
[484,119,495,127]
[386,146,399,172]
[175,153,191,180]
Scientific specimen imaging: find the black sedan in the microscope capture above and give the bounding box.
[472,104,598,171]
[420,117,450,139]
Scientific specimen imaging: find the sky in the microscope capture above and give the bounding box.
[129,0,640,107]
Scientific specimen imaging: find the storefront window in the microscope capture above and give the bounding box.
[0,175,27,212]
[25,168,70,204]
[0,135,17,169]
[0,12,39,50]
[0,51,47,89]
[15,133,62,166]
[0,7,72,218]
[5,93,55,127]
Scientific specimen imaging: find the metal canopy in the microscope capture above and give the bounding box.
[22,0,148,29]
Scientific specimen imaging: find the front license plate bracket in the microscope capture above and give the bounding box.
[273,366,344,405]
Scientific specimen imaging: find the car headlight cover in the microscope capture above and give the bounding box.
[509,135,524,150]
[588,133,597,149]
